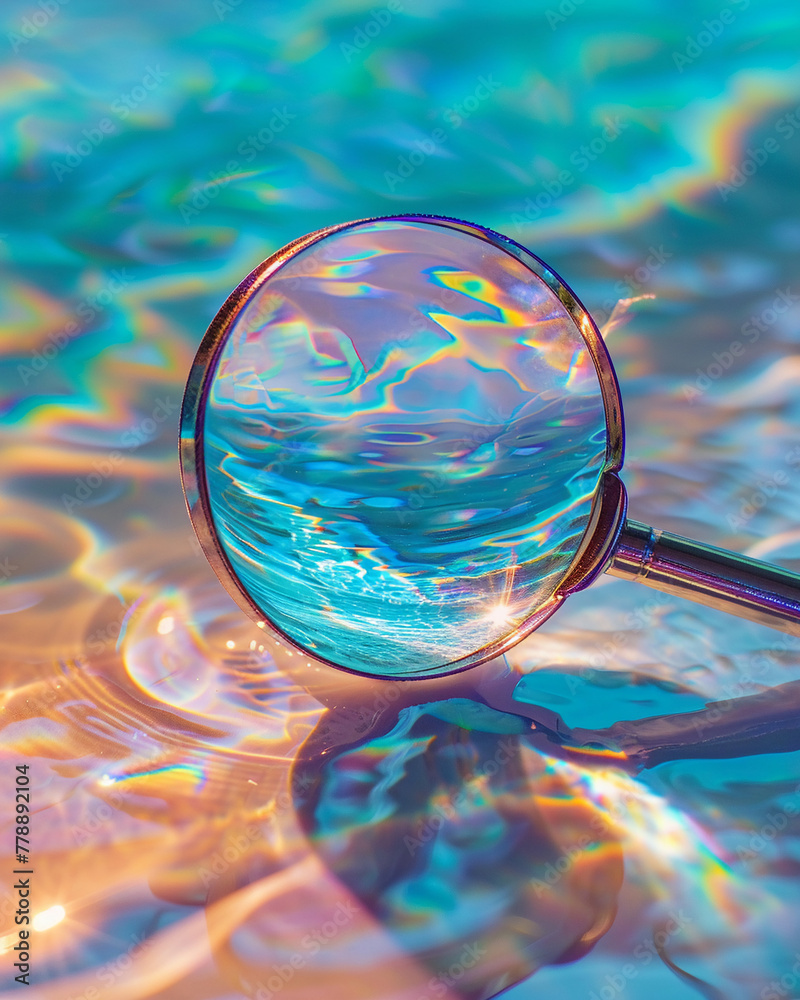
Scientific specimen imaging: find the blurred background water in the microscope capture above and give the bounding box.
[1,0,800,998]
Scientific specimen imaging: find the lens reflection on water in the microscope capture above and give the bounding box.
[203,219,607,677]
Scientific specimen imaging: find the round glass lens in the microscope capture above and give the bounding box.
[199,218,608,677]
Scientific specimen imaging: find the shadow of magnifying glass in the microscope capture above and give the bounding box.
[272,649,800,999]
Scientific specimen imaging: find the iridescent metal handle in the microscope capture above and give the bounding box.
[606,519,800,636]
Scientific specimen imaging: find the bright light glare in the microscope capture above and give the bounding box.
[157,616,175,635]
[485,604,512,627]
[33,906,66,932]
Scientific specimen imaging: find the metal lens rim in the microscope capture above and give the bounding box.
[179,213,626,680]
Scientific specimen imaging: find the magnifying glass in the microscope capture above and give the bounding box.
[180,214,800,680]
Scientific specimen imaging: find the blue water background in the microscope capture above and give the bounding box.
[1,0,800,998]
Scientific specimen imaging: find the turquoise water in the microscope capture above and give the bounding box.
[2,0,800,998]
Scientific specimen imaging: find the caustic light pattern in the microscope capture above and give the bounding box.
[203,219,607,676]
